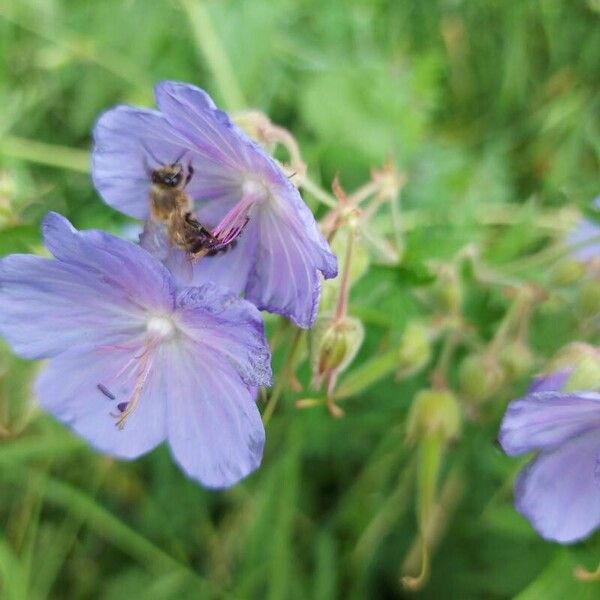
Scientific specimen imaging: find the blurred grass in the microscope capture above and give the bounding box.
[0,0,599,598]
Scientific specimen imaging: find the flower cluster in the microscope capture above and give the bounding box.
[0,81,337,488]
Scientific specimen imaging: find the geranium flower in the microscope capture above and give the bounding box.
[0,212,271,489]
[92,81,337,328]
[498,368,600,543]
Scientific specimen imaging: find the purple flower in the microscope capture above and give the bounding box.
[0,212,271,489]
[92,81,337,328]
[498,372,600,543]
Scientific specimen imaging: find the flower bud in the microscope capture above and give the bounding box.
[431,267,462,315]
[406,389,461,444]
[550,259,585,286]
[499,341,535,380]
[311,316,364,386]
[458,354,505,403]
[397,321,432,375]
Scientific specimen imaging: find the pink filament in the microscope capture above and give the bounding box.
[212,187,261,243]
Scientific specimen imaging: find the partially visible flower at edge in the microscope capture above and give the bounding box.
[566,196,600,262]
[92,80,338,328]
[498,350,600,543]
[0,212,271,489]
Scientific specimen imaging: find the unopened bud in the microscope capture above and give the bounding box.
[431,268,462,315]
[397,321,432,375]
[499,341,535,380]
[312,316,364,386]
[550,259,585,286]
[458,354,505,403]
[406,389,461,444]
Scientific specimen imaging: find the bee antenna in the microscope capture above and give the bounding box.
[141,143,162,168]
[171,149,188,167]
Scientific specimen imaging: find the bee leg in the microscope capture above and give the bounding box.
[190,248,209,262]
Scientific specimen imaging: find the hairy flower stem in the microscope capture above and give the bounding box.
[317,222,359,416]
[487,285,539,357]
[334,223,355,322]
[401,434,441,590]
[302,177,337,208]
[322,165,404,242]
[401,467,465,591]
[430,330,460,390]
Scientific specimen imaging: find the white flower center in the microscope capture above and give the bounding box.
[146,315,176,340]
[242,178,269,204]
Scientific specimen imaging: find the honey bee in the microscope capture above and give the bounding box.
[148,156,243,258]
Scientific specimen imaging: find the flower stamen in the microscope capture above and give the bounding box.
[97,383,115,400]
[112,316,175,429]
[210,180,268,244]
[113,340,155,429]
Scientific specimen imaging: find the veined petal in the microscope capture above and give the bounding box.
[526,370,571,393]
[92,104,239,219]
[43,212,175,310]
[0,213,174,359]
[246,203,337,328]
[36,344,166,459]
[164,339,265,489]
[499,391,600,456]
[155,81,251,172]
[155,81,301,192]
[176,284,272,388]
[92,106,188,219]
[514,429,600,543]
[271,179,338,281]
[0,256,135,358]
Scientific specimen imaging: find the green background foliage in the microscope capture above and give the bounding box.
[0,0,599,598]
